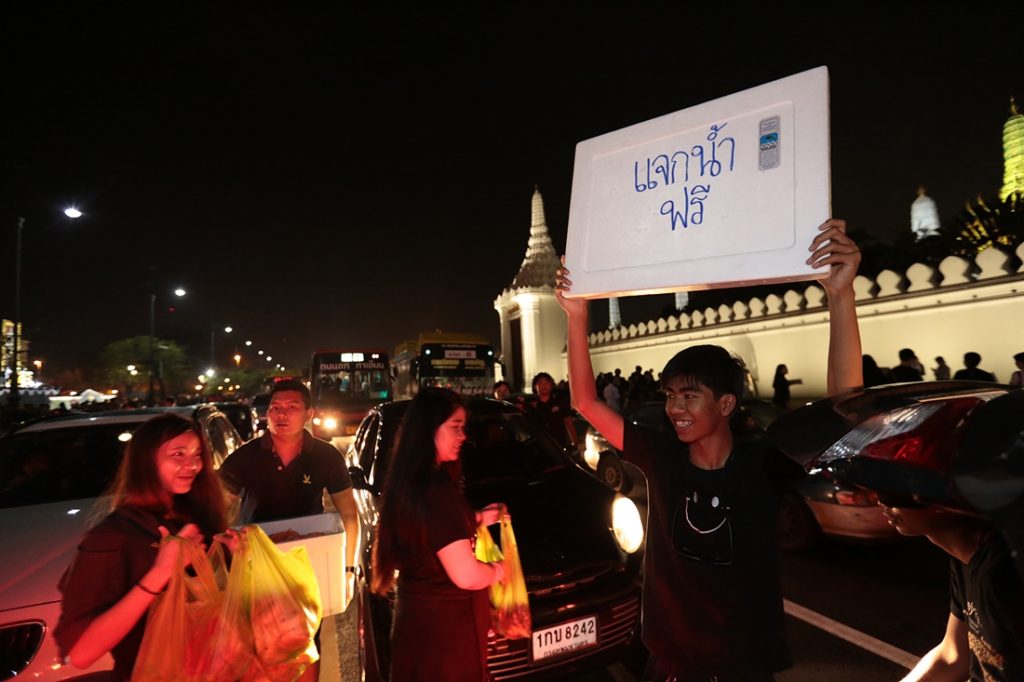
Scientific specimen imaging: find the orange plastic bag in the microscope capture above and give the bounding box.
[241,525,322,681]
[131,536,222,681]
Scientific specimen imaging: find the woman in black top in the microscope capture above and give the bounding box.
[772,364,802,410]
[372,388,505,681]
[55,414,232,680]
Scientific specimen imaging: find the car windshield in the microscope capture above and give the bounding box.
[461,409,569,483]
[0,422,146,509]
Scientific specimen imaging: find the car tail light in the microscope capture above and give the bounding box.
[0,621,45,679]
[834,488,877,506]
[816,397,986,471]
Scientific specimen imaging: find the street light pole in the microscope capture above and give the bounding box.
[8,208,82,409]
[148,292,156,406]
[9,217,24,409]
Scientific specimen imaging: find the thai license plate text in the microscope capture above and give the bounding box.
[531,616,597,661]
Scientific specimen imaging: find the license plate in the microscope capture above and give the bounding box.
[531,616,597,661]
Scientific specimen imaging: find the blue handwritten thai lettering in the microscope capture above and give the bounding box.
[633,159,656,192]
[691,123,735,177]
[659,184,711,231]
[629,122,734,230]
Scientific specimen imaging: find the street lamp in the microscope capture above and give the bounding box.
[9,208,81,408]
[148,286,186,406]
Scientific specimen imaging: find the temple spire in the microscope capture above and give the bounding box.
[511,187,561,289]
[911,185,940,239]
[1001,96,1024,201]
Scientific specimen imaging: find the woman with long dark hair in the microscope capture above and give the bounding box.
[771,364,802,410]
[371,388,504,681]
[55,413,233,680]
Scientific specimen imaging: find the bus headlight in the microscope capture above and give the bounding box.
[611,494,643,554]
[323,417,338,432]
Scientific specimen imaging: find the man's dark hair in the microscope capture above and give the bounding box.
[660,344,744,402]
[1014,351,1024,363]
[899,348,917,362]
[493,380,510,392]
[963,352,982,368]
[531,372,555,393]
[270,379,311,408]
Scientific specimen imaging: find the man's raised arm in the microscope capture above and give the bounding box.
[809,219,864,396]
[556,259,625,450]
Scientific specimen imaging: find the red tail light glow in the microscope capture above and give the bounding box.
[818,397,988,471]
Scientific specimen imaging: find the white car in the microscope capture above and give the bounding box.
[0,406,241,680]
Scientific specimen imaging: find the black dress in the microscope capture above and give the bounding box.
[389,470,491,681]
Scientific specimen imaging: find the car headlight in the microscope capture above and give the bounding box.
[611,494,643,553]
[583,432,601,470]
[323,416,338,431]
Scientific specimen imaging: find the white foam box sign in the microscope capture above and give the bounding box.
[257,512,347,617]
[564,66,831,298]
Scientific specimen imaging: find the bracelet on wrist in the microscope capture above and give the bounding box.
[136,580,163,596]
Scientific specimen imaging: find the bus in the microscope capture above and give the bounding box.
[392,332,496,400]
[309,349,391,440]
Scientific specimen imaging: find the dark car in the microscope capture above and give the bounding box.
[252,393,271,431]
[346,398,644,681]
[587,398,899,550]
[768,380,1021,576]
[769,381,1013,510]
[0,406,242,680]
[212,401,261,441]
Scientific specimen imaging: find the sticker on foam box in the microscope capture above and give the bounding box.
[256,513,347,616]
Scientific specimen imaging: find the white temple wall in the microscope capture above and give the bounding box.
[554,249,1024,400]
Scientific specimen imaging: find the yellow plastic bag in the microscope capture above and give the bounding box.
[491,514,531,639]
[189,540,258,682]
[242,525,322,681]
[474,523,503,564]
[132,536,222,681]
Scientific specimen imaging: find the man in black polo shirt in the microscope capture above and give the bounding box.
[220,380,360,607]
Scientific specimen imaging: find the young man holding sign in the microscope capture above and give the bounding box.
[556,219,863,681]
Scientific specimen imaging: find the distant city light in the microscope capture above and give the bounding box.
[64,207,82,219]
[205,368,215,377]
[224,326,233,333]
[174,287,187,297]
[245,340,252,346]
[266,356,273,362]
[258,350,264,355]
[118,432,133,443]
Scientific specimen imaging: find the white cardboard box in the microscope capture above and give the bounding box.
[256,513,347,617]
[565,66,831,298]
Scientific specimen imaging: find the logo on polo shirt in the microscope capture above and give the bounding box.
[302,474,312,485]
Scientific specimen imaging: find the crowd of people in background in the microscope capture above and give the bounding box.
[861,349,1022,387]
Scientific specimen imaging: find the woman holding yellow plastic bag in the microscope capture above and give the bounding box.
[372,388,505,682]
[54,414,235,681]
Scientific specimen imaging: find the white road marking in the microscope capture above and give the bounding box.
[784,599,920,670]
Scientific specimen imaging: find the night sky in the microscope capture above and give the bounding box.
[2,5,1021,375]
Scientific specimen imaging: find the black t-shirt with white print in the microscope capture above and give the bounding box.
[623,421,795,680]
[950,533,1024,682]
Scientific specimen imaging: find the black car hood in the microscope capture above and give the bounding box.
[466,466,623,590]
